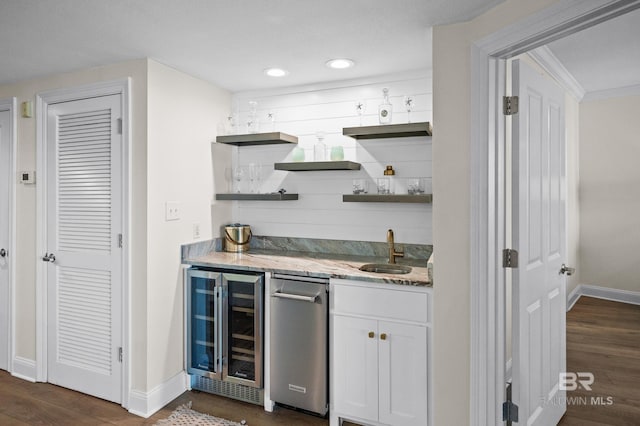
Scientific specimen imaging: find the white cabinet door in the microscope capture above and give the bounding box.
[378,321,428,426]
[333,315,379,421]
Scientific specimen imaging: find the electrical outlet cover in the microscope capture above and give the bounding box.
[165,202,180,221]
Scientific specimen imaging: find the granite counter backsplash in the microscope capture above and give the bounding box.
[181,235,432,264]
[181,236,432,287]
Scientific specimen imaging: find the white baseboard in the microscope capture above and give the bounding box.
[567,284,640,311]
[128,370,189,418]
[11,356,37,382]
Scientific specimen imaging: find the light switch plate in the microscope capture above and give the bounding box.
[165,201,180,221]
[193,223,201,239]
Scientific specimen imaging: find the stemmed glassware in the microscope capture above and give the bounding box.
[247,101,258,133]
[224,166,233,192]
[355,100,366,126]
[267,112,276,132]
[403,96,414,123]
[233,167,244,193]
[248,163,262,193]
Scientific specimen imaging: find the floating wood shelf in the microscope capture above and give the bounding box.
[215,132,298,146]
[342,194,432,203]
[343,122,433,140]
[274,161,361,171]
[216,193,299,201]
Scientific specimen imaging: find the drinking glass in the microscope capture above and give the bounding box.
[407,178,426,195]
[376,178,391,195]
[352,179,368,194]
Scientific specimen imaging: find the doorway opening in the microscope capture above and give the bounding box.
[469,1,640,423]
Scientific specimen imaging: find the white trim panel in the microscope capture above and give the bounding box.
[582,83,640,101]
[128,371,189,418]
[527,46,586,101]
[11,356,37,383]
[567,284,640,311]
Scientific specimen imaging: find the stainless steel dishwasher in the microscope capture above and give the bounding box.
[270,273,329,416]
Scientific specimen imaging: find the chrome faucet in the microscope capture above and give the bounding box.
[387,229,404,264]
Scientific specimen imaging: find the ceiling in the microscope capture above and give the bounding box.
[0,0,504,92]
[546,7,640,94]
[1,1,638,94]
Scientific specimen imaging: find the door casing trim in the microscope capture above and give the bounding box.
[35,79,131,408]
[469,0,640,424]
[0,97,17,375]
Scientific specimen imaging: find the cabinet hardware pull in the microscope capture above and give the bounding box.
[368,331,375,339]
[380,333,387,340]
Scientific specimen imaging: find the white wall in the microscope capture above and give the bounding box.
[228,70,432,245]
[146,60,231,389]
[579,94,640,293]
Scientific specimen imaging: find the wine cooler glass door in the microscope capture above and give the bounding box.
[187,269,222,380]
[222,272,264,388]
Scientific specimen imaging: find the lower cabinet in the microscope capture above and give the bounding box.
[330,279,431,426]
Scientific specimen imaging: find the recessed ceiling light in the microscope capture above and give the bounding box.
[326,58,355,69]
[264,67,289,77]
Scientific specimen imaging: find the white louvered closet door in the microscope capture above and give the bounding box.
[46,94,122,403]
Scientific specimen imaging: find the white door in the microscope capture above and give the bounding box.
[45,94,123,403]
[0,107,11,372]
[511,58,567,425]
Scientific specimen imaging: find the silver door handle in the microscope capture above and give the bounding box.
[272,291,319,303]
[42,253,56,263]
[559,264,575,276]
[0,248,6,258]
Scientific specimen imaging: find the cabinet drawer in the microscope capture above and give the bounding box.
[332,282,430,323]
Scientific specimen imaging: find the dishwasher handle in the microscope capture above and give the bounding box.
[272,291,319,303]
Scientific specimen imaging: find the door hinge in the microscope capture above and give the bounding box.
[503,382,519,424]
[117,118,123,134]
[118,233,123,248]
[118,347,123,363]
[503,249,519,268]
[503,96,519,115]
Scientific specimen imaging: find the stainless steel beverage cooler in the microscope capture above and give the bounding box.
[185,267,264,405]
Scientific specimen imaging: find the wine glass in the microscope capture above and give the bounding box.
[247,101,259,133]
[224,166,233,192]
[403,96,414,123]
[233,167,245,193]
[248,163,263,193]
[355,100,366,126]
[267,112,276,132]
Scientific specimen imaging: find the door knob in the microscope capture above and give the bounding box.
[0,248,6,258]
[559,264,575,276]
[42,253,56,263]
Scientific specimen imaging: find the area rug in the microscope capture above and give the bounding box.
[155,402,247,426]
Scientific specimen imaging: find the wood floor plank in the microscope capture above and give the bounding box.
[559,296,640,425]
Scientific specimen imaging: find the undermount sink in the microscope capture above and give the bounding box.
[359,263,412,274]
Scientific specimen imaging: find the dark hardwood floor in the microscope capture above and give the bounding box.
[0,372,329,425]
[558,296,640,425]
[1,296,637,425]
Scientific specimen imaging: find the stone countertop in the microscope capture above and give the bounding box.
[183,249,431,287]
